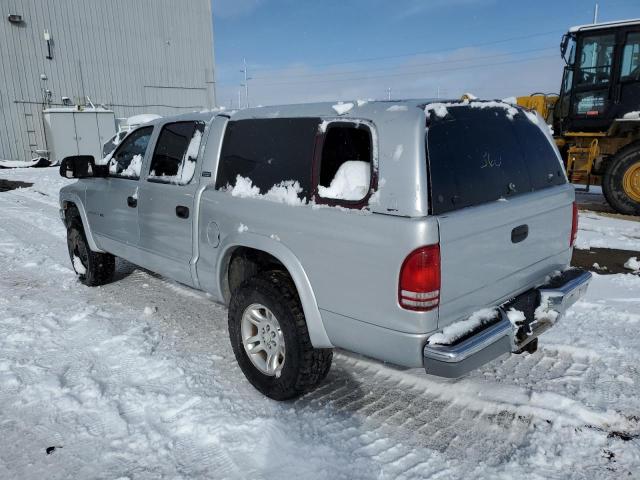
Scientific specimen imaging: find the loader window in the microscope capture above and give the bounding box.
[621,32,640,81]
[577,34,615,86]
[426,106,565,214]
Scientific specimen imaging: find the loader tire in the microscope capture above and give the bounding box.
[602,143,640,216]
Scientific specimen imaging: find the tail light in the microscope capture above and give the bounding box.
[399,245,440,311]
[570,201,578,247]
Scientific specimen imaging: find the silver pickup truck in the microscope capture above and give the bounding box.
[59,99,591,400]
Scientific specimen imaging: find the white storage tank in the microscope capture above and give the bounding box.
[43,108,116,165]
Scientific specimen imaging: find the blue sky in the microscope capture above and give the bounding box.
[212,0,640,107]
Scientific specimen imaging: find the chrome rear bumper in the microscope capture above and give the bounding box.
[423,269,592,378]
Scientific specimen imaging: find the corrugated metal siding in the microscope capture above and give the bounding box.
[0,0,215,161]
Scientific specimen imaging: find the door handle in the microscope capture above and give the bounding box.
[127,196,137,208]
[176,205,189,219]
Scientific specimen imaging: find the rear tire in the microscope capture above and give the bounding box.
[228,270,333,400]
[66,224,115,286]
[602,143,640,216]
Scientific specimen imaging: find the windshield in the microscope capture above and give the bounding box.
[577,34,615,86]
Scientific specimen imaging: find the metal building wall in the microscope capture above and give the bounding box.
[0,0,216,161]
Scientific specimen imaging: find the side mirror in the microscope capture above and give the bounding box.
[59,155,105,178]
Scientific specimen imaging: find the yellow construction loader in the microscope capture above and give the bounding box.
[517,18,640,215]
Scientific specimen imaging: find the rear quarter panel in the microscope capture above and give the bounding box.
[196,191,441,338]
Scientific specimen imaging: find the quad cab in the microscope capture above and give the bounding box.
[59,102,591,399]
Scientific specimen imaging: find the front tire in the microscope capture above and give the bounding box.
[228,271,333,400]
[66,225,115,286]
[602,143,640,216]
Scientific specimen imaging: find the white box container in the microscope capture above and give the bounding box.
[43,108,116,164]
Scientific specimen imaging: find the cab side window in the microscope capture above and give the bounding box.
[148,121,205,185]
[108,126,153,179]
[621,32,640,81]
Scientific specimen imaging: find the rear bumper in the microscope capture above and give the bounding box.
[423,268,592,378]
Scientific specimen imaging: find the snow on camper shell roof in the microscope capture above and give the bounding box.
[227,99,436,121]
[569,18,640,33]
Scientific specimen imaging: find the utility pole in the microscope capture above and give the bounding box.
[238,88,242,110]
[593,2,599,23]
[240,58,251,108]
[386,87,391,100]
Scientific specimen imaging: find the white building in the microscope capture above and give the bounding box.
[0,0,216,162]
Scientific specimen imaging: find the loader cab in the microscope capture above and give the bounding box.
[555,19,640,134]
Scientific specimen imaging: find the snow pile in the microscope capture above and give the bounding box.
[469,100,519,119]
[107,154,142,178]
[534,292,560,323]
[462,92,478,100]
[265,180,305,205]
[318,119,331,133]
[96,151,112,166]
[229,175,305,206]
[356,99,368,107]
[229,175,260,198]
[238,223,248,233]
[506,308,526,326]
[424,102,449,118]
[502,96,518,105]
[624,256,640,272]
[622,111,640,120]
[386,105,408,112]
[332,102,354,115]
[72,255,86,275]
[0,158,47,169]
[318,161,370,200]
[427,308,499,345]
[120,154,143,178]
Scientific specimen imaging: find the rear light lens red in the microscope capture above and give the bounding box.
[570,202,578,247]
[399,245,441,311]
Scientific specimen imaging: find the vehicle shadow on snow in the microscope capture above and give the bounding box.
[112,258,162,283]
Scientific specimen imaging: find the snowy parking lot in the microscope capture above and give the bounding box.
[1,167,639,479]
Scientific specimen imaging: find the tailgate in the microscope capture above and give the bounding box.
[437,186,574,327]
[425,102,574,328]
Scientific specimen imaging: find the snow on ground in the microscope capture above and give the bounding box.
[0,167,639,479]
[625,257,640,272]
[575,210,640,251]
